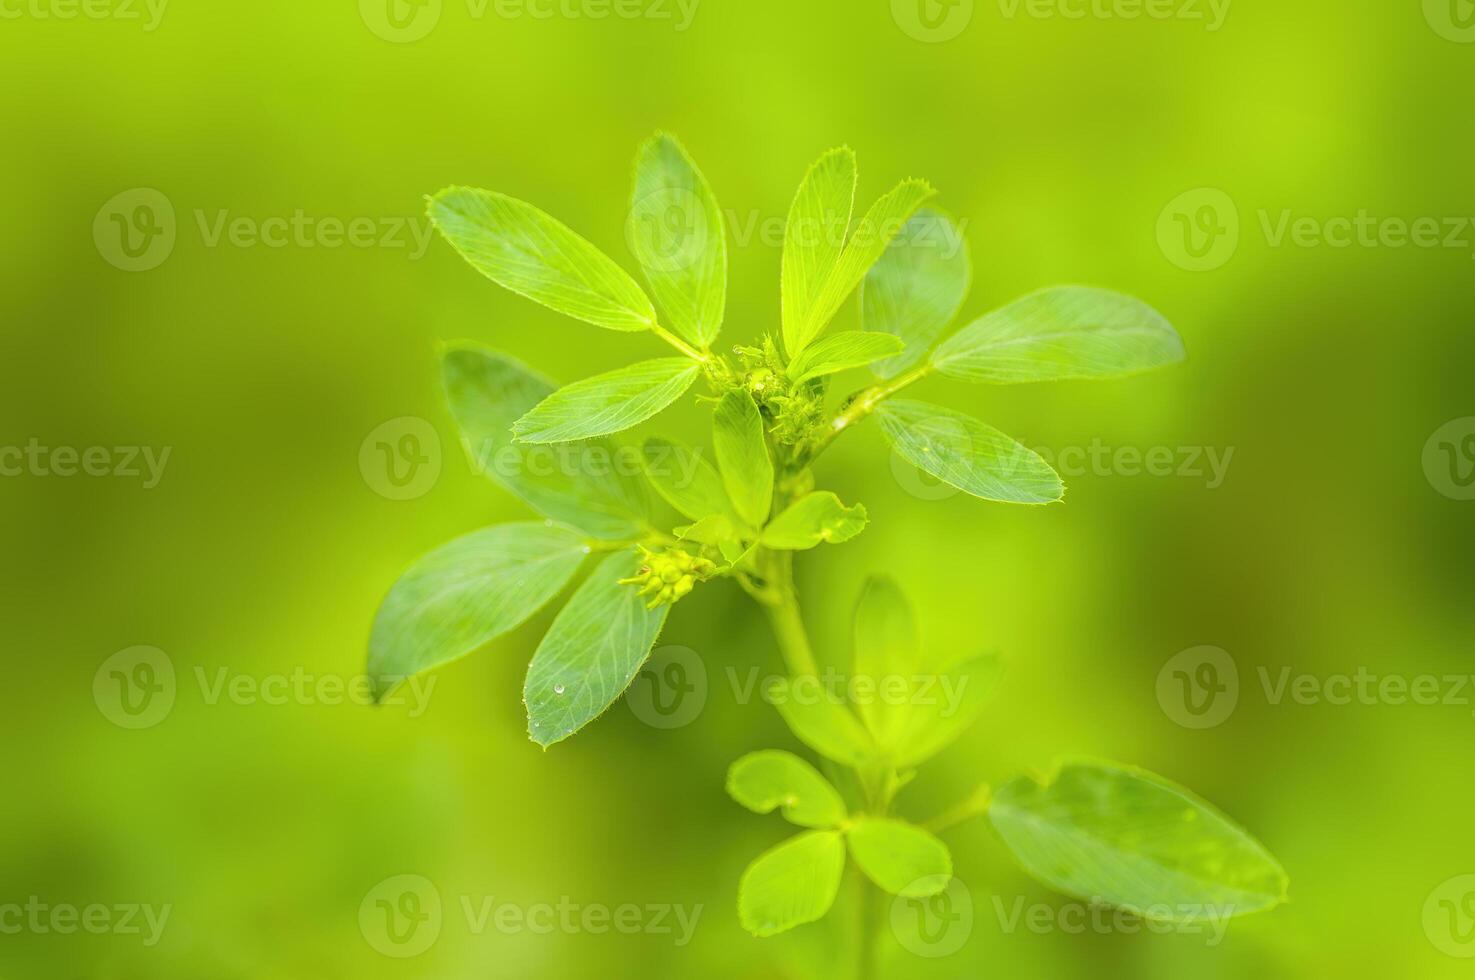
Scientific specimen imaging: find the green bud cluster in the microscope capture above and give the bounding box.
[734,337,827,445]
[619,547,718,609]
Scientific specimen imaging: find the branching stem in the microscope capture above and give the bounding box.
[806,363,933,462]
[651,322,711,363]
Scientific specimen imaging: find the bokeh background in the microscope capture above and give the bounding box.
[2,0,1473,976]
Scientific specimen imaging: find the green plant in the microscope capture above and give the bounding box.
[368,134,1287,970]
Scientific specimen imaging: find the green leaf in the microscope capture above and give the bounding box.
[524,551,669,748]
[368,523,589,699]
[794,178,935,356]
[442,346,649,539]
[781,148,856,359]
[428,186,656,333]
[727,750,847,829]
[888,652,1001,768]
[712,390,773,527]
[738,831,847,937]
[851,576,922,745]
[875,399,1063,505]
[511,357,701,444]
[845,818,952,897]
[674,513,744,547]
[931,286,1185,384]
[766,676,875,768]
[760,492,868,550]
[640,437,731,522]
[786,332,905,384]
[989,760,1289,920]
[629,133,726,348]
[862,208,971,378]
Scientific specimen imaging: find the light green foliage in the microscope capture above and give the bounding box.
[795,178,934,357]
[760,492,867,550]
[780,149,934,358]
[385,135,1282,953]
[629,133,727,348]
[990,761,1289,919]
[887,652,1001,768]
[766,677,875,768]
[712,389,773,527]
[781,148,856,358]
[850,576,920,744]
[862,208,972,377]
[442,346,649,539]
[876,399,1064,504]
[511,357,701,443]
[727,751,847,828]
[738,831,847,937]
[523,551,669,748]
[428,187,655,332]
[368,523,589,699]
[640,437,731,521]
[847,577,1001,766]
[932,286,1185,384]
[786,331,905,384]
[845,818,952,897]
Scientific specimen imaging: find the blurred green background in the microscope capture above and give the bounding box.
[2,0,1473,976]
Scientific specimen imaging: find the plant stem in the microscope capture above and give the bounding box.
[857,871,881,980]
[806,363,932,461]
[762,551,819,677]
[922,783,992,834]
[651,322,710,363]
